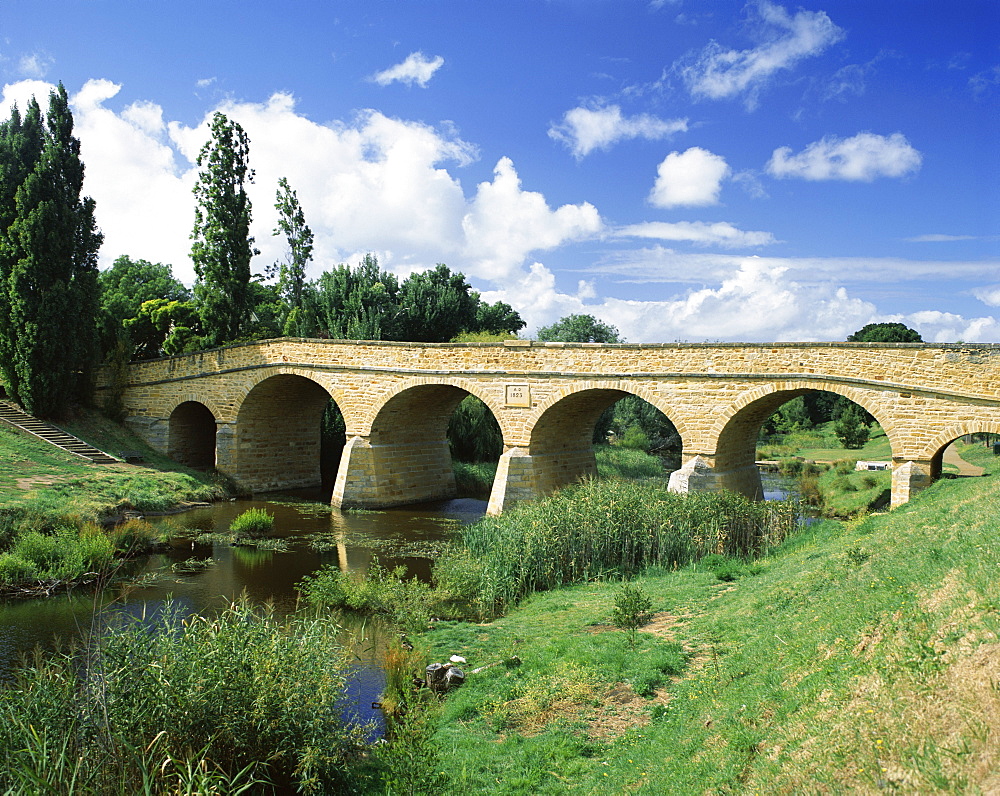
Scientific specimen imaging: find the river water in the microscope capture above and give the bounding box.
[0,493,486,730]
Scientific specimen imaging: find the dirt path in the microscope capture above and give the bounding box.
[943,443,985,476]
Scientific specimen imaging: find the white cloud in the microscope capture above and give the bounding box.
[679,1,844,108]
[616,221,776,248]
[2,79,55,112]
[0,79,599,297]
[196,77,217,89]
[548,103,688,159]
[585,258,876,342]
[902,310,1000,343]
[371,52,445,87]
[649,147,730,208]
[767,132,922,181]
[973,285,1000,307]
[18,52,54,79]
[906,233,978,243]
[586,248,1000,287]
[461,157,603,280]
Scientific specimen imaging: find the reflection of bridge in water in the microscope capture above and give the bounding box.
[101,338,1000,514]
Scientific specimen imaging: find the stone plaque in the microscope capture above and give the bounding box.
[505,384,531,407]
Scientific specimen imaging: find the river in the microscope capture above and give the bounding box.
[0,493,486,731]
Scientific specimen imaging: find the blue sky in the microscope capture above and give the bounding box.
[2,0,998,342]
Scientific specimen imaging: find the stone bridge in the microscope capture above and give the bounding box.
[100,338,1000,513]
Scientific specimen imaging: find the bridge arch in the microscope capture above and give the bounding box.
[167,400,217,469]
[334,377,508,509]
[917,421,1000,480]
[707,381,898,498]
[232,371,341,493]
[498,382,683,502]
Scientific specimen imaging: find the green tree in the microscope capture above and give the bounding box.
[848,322,922,343]
[395,264,481,343]
[191,112,258,348]
[536,313,622,344]
[97,255,189,354]
[0,84,102,417]
[125,298,203,359]
[834,405,871,449]
[271,176,312,326]
[303,254,400,340]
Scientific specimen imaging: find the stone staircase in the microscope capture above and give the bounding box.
[0,401,120,464]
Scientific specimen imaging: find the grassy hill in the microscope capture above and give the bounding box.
[0,409,229,519]
[420,466,1000,793]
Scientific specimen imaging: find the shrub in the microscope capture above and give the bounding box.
[0,552,38,583]
[612,583,654,648]
[299,563,433,629]
[229,507,274,536]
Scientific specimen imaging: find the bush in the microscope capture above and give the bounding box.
[299,563,433,629]
[0,552,38,583]
[229,507,274,536]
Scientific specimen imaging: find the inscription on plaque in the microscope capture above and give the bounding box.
[505,384,531,407]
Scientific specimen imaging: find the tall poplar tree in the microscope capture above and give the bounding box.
[190,112,258,348]
[0,84,102,418]
[271,176,312,328]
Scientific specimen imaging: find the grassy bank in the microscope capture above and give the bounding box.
[408,467,1000,793]
[0,410,232,592]
[0,411,230,519]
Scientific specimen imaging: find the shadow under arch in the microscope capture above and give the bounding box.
[710,383,896,498]
[168,400,217,469]
[527,385,681,496]
[233,373,339,493]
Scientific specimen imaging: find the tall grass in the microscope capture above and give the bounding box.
[455,478,799,616]
[0,600,370,794]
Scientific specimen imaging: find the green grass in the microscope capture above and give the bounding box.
[759,422,891,463]
[412,468,1000,793]
[0,410,230,520]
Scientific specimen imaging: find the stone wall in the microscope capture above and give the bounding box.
[100,338,1000,511]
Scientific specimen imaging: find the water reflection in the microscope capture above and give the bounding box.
[0,495,485,719]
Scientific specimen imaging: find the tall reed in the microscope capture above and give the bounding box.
[456,478,799,616]
[0,600,370,794]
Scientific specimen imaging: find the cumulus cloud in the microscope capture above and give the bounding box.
[973,285,1000,307]
[461,157,603,279]
[902,310,1000,343]
[548,103,688,159]
[371,52,445,87]
[767,132,922,181]
[649,147,730,208]
[592,258,876,342]
[679,0,844,108]
[1,79,602,298]
[616,221,776,248]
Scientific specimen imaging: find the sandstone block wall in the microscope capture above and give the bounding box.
[99,338,1000,511]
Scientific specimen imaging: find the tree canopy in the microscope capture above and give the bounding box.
[536,313,622,343]
[848,322,922,343]
[0,84,102,417]
[98,255,189,353]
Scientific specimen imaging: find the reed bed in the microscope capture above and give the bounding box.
[0,600,371,794]
[459,478,799,616]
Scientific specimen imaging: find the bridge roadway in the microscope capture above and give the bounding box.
[101,338,1000,513]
